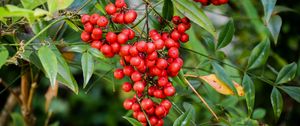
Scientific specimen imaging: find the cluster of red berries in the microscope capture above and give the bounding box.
[194,0,229,6]
[80,1,191,125]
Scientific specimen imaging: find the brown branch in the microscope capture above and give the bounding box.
[0,88,19,126]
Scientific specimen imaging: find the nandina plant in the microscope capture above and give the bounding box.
[0,0,300,126]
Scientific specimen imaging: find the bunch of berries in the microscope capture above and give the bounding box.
[194,0,229,6]
[80,1,191,125]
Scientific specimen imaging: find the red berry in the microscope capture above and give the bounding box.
[180,33,189,43]
[124,10,138,24]
[158,76,168,87]
[168,62,181,73]
[84,22,93,33]
[181,17,190,24]
[122,29,135,40]
[123,99,134,110]
[92,28,102,36]
[123,66,134,76]
[145,59,156,67]
[148,86,156,96]
[115,0,126,8]
[168,47,179,58]
[170,30,181,41]
[141,98,154,110]
[116,13,125,24]
[161,32,169,41]
[131,71,142,82]
[149,66,161,76]
[111,42,121,53]
[136,41,148,52]
[177,23,187,33]
[157,119,164,126]
[114,68,124,80]
[81,14,90,24]
[173,57,184,66]
[129,46,139,56]
[117,33,128,44]
[160,100,172,110]
[146,42,156,53]
[119,45,131,56]
[90,40,102,49]
[154,39,165,49]
[156,58,168,70]
[133,81,145,93]
[122,82,132,92]
[81,31,90,42]
[149,116,158,125]
[164,85,176,96]
[155,105,166,117]
[106,32,117,43]
[130,56,142,66]
[153,89,166,99]
[147,51,158,61]
[100,44,113,54]
[137,112,147,123]
[149,29,159,36]
[90,14,100,24]
[131,103,141,112]
[172,16,181,25]
[165,38,176,48]
[97,16,108,27]
[105,3,117,15]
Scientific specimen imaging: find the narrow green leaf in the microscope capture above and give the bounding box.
[11,113,25,126]
[270,87,283,121]
[123,116,143,126]
[182,102,196,122]
[297,58,300,77]
[88,47,106,60]
[273,6,297,14]
[252,108,266,119]
[247,39,271,70]
[173,105,193,126]
[267,15,282,44]
[162,0,174,21]
[0,46,9,69]
[217,19,235,49]
[212,62,237,95]
[47,0,74,13]
[275,62,297,84]
[65,19,80,32]
[33,8,49,17]
[261,0,277,23]
[280,86,300,103]
[38,46,58,87]
[242,74,255,116]
[95,3,106,14]
[65,45,88,53]
[172,0,216,36]
[82,53,94,88]
[21,0,47,9]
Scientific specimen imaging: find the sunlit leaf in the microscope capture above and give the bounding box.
[172,0,216,36]
[212,62,238,95]
[270,87,283,121]
[123,116,143,126]
[21,0,47,9]
[200,74,244,96]
[65,19,80,32]
[82,53,94,88]
[47,0,74,14]
[38,46,58,87]
[217,19,235,49]
[280,86,300,103]
[247,38,271,70]
[267,15,282,44]
[275,62,297,84]
[0,46,9,69]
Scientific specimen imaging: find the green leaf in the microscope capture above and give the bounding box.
[11,113,25,126]
[270,87,283,121]
[275,62,297,84]
[173,104,193,126]
[33,8,49,17]
[252,108,266,119]
[95,3,106,14]
[182,102,196,122]
[88,47,106,60]
[273,6,297,14]
[0,46,9,69]
[242,74,255,116]
[82,53,94,88]
[0,5,35,24]
[172,0,216,36]
[21,0,47,9]
[261,0,277,23]
[38,46,58,87]
[247,39,271,70]
[267,15,282,44]
[212,62,238,95]
[123,116,143,126]
[280,86,300,103]
[65,19,80,32]
[162,0,174,21]
[47,0,74,13]
[217,19,235,49]
[65,45,88,53]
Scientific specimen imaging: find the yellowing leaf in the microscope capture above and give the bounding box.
[200,74,244,96]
